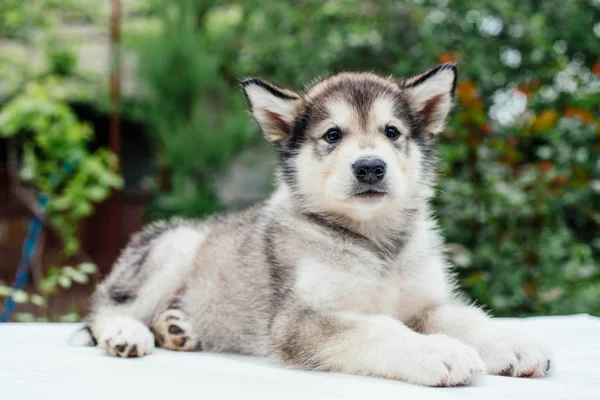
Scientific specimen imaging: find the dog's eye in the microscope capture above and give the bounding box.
[385,126,401,140]
[323,128,342,143]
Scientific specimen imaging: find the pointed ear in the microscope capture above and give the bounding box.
[241,78,303,142]
[402,63,457,135]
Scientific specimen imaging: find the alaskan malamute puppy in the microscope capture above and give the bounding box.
[76,64,552,386]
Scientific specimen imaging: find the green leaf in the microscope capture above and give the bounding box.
[40,275,58,295]
[63,266,88,284]
[14,313,35,322]
[30,294,46,307]
[84,186,109,201]
[78,262,98,274]
[58,275,72,289]
[12,290,29,304]
[59,312,81,322]
[0,285,12,297]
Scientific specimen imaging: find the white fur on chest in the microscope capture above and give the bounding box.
[294,250,449,321]
[295,258,400,315]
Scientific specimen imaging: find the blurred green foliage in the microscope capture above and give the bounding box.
[0,262,97,322]
[129,0,599,316]
[0,0,102,40]
[130,0,255,219]
[0,81,123,256]
[2,0,599,317]
[1,1,119,321]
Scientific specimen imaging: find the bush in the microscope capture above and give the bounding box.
[0,1,121,320]
[130,0,256,219]
[0,80,123,256]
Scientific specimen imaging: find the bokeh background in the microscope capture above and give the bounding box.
[0,0,599,322]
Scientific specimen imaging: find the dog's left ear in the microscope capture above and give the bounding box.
[402,63,457,135]
[241,78,303,143]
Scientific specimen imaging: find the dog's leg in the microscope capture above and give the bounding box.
[415,303,553,378]
[270,307,485,386]
[151,309,200,351]
[85,223,208,358]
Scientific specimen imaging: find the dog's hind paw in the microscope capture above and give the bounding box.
[152,309,200,351]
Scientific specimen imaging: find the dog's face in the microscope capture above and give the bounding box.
[242,64,456,221]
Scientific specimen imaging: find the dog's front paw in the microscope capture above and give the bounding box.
[99,316,155,358]
[405,334,485,387]
[470,328,553,378]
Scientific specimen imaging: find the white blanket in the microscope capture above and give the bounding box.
[1,315,598,399]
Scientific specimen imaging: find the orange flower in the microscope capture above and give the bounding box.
[553,174,569,185]
[524,283,537,296]
[499,154,517,165]
[467,136,481,147]
[470,99,486,111]
[516,80,541,96]
[539,161,553,172]
[593,63,600,75]
[531,109,558,132]
[457,80,477,102]
[457,80,487,111]
[564,107,594,124]
[515,86,530,96]
[480,123,492,135]
[439,53,455,64]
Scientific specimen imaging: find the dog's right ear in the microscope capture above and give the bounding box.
[241,78,303,143]
[402,63,457,135]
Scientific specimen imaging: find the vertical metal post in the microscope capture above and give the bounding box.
[110,0,121,159]
[104,0,122,272]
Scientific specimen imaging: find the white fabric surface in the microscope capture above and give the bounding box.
[0,315,598,400]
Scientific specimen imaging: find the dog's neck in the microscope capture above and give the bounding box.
[269,183,425,247]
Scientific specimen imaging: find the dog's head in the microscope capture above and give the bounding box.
[242,64,456,221]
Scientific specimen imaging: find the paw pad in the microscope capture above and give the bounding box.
[105,337,148,358]
[99,317,155,358]
[152,310,199,351]
[168,324,184,334]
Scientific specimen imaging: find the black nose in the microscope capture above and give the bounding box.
[352,158,387,184]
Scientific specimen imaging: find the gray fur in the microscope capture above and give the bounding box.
[81,65,553,386]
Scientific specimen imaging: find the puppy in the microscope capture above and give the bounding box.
[75,64,553,386]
